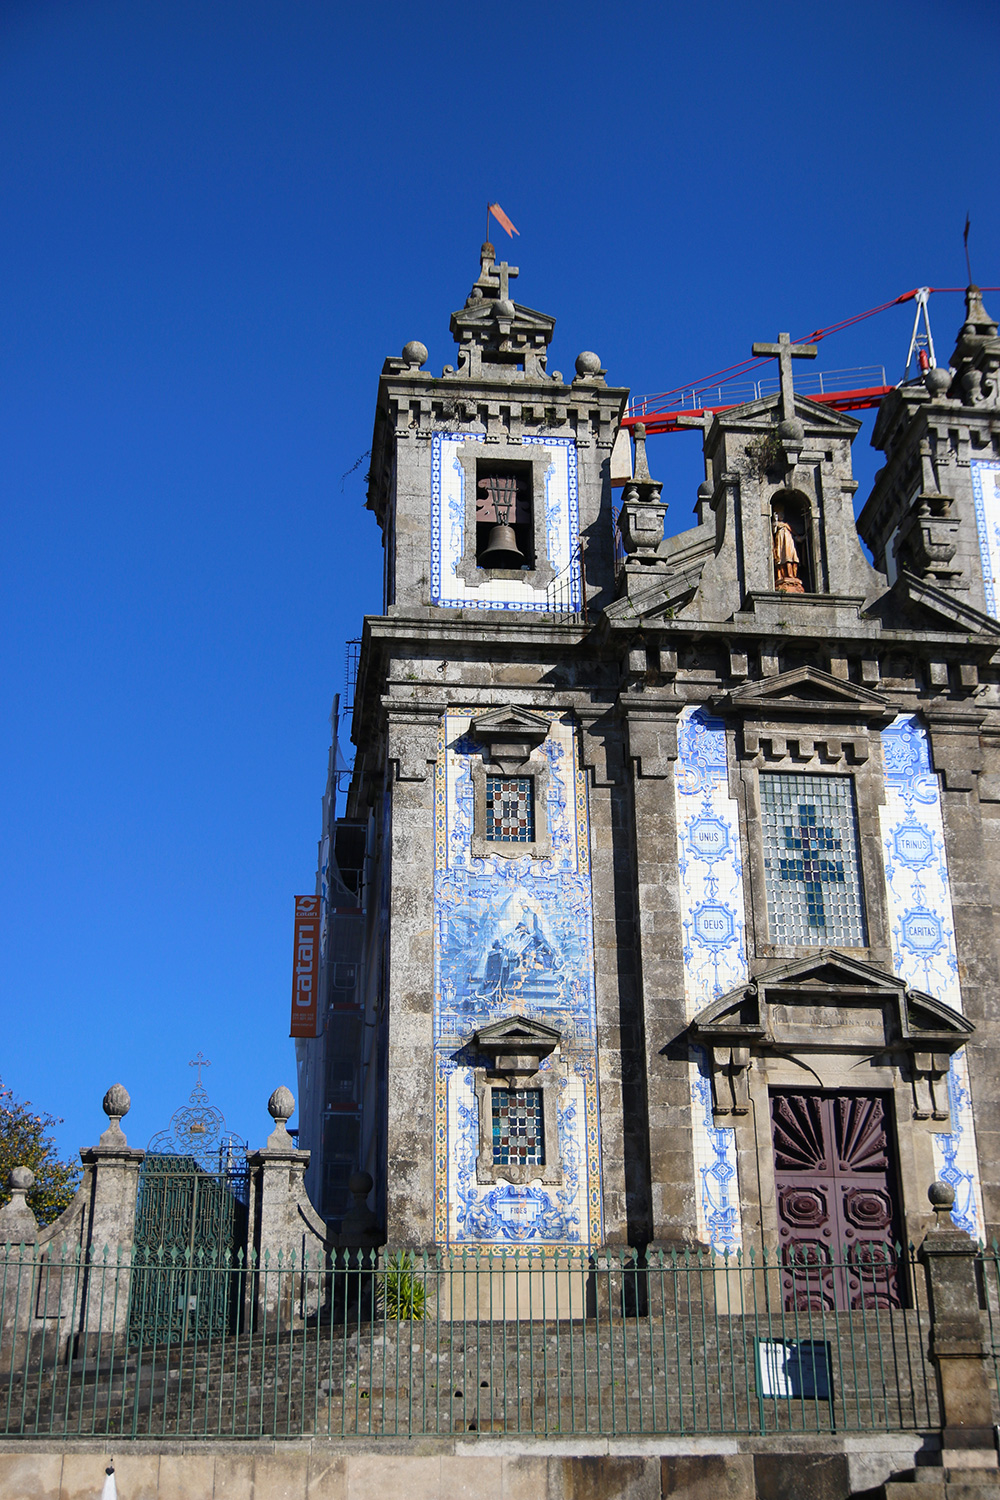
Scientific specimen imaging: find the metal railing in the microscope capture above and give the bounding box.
[628,366,889,419]
[0,1243,938,1441]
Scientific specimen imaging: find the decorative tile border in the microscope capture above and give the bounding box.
[971,459,1000,619]
[433,709,602,1250]
[674,706,749,1253]
[429,433,580,612]
[879,714,985,1237]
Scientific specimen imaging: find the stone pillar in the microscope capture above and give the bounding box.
[246,1087,328,1329]
[0,1168,40,1372]
[919,1180,997,1468]
[76,1085,145,1355]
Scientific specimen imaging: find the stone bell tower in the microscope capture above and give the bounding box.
[859,286,1000,616]
[345,247,631,1247]
[365,242,628,619]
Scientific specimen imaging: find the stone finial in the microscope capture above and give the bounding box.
[98,1083,131,1147]
[924,365,952,398]
[574,350,605,383]
[929,1178,956,1225]
[962,285,998,340]
[401,340,428,369]
[633,423,651,483]
[265,1086,297,1149]
[0,1165,38,1243]
[268,1086,295,1123]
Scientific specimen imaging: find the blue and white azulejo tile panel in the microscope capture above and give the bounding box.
[879,714,985,1237]
[674,706,749,1253]
[429,433,581,612]
[971,459,1000,620]
[433,710,602,1249]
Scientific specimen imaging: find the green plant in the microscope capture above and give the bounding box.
[0,1078,81,1227]
[745,427,783,480]
[378,1251,427,1320]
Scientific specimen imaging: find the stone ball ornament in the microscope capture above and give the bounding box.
[103,1084,131,1120]
[348,1171,373,1198]
[778,417,804,444]
[928,1178,956,1211]
[401,340,428,368]
[8,1166,35,1192]
[924,365,952,397]
[268,1085,296,1124]
[494,298,515,320]
[575,350,602,377]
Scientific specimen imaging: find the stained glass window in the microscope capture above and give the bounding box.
[760,773,866,946]
[492,1088,544,1166]
[485,776,535,842]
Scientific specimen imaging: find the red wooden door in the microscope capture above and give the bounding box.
[770,1091,903,1311]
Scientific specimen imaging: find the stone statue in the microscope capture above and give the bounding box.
[772,504,806,593]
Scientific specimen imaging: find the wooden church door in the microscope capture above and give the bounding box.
[770,1091,904,1311]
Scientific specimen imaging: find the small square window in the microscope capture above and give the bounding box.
[485,775,534,843]
[492,1088,544,1166]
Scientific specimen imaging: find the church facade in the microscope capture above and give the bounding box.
[297,250,1000,1292]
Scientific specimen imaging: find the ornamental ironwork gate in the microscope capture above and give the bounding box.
[128,1054,249,1344]
[771,1090,904,1312]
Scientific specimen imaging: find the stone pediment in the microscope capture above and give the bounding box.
[715,392,862,437]
[690,950,972,1056]
[877,571,1000,639]
[472,706,550,770]
[716,666,893,723]
[474,1014,561,1085]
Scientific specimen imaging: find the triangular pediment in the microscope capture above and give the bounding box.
[475,1015,561,1048]
[715,392,862,437]
[691,950,971,1050]
[721,665,891,719]
[473,706,551,736]
[874,572,1000,639]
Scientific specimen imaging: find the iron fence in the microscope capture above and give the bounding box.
[0,1243,938,1441]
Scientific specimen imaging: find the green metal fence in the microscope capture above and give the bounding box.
[0,1243,938,1440]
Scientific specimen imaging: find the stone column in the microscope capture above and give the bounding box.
[0,1168,40,1371]
[246,1087,329,1329]
[919,1180,997,1468]
[76,1085,145,1355]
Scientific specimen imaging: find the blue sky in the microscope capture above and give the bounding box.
[2,0,998,1162]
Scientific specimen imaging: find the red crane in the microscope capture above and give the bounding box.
[621,287,999,435]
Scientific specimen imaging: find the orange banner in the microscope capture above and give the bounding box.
[488,202,519,238]
[289,894,321,1038]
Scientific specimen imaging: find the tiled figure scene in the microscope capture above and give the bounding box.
[879,714,985,1236]
[760,772,867,946]
[434,710,602,1248]
[493,1089,545,1166]
[486,776,534,842]
[971,458,1000,619]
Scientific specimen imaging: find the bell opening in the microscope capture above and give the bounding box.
[475,461,534,570]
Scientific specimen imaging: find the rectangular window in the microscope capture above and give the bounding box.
[760,773,866,946]
[492,1088,545,1166]
[485,775,535,842]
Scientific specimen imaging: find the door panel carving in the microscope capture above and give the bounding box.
[770,1090,903,1311]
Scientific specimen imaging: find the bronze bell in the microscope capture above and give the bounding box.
[480,523,525,569]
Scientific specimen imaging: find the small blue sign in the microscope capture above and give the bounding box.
[688,814,731,861]
[692,901,736,950]
[901,909,943,954]
[892,822,934,867]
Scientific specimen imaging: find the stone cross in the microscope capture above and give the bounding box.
[751,331,817,424]
[493,261,518,302]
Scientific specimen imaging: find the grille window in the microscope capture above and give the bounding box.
[485,776,535,842]
[492,1089,544,1166]
[761,773,866,946]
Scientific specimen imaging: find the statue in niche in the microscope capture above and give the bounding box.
[772,499,808,593]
